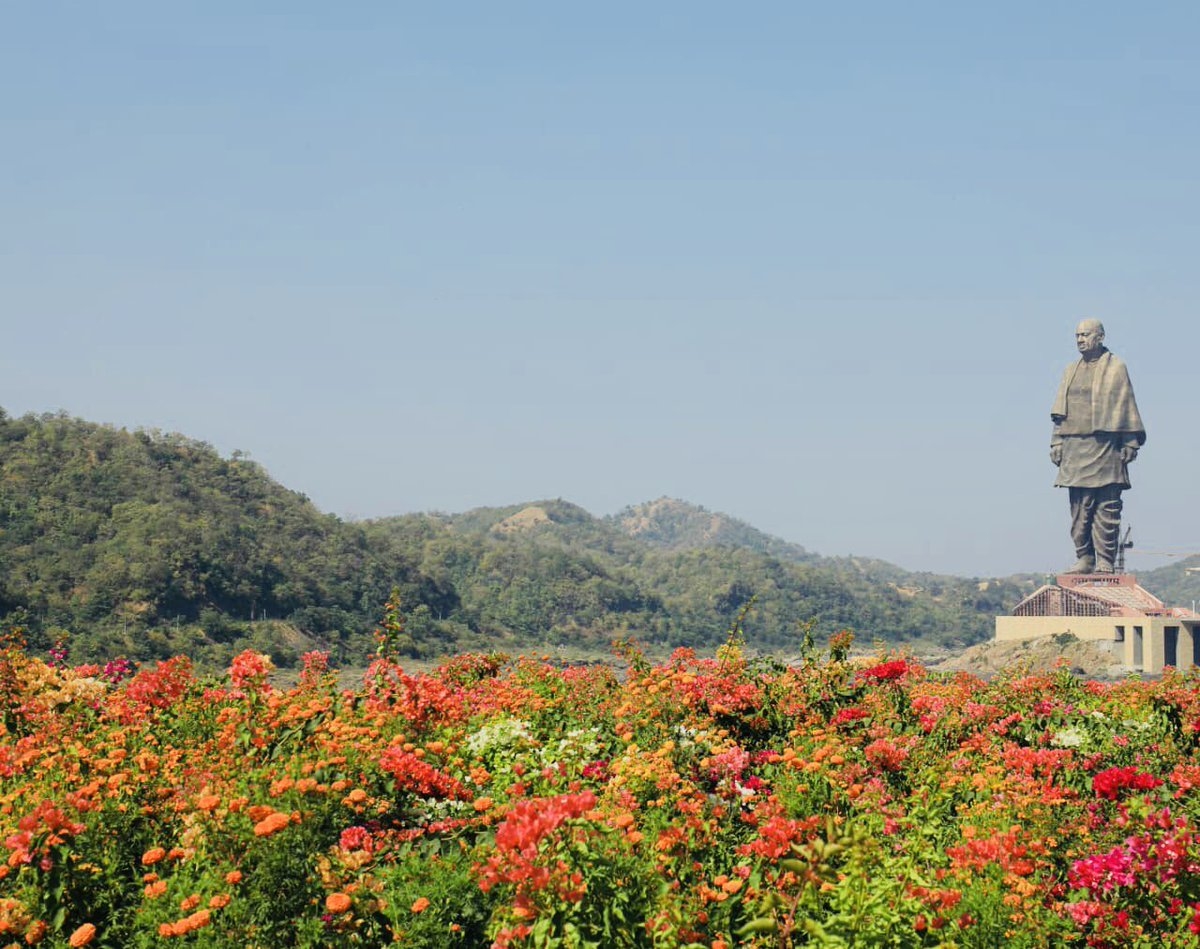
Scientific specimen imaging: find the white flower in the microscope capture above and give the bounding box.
[1051,727,1085,748]
[465,718,533,757]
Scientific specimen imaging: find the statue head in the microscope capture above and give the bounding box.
[1075,319,1106,358]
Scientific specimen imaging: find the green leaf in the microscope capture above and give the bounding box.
[734,917,779,937]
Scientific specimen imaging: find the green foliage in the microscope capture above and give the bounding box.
[1141,554,1200,608]
[0,410,1038,670]
[0,412,439,667]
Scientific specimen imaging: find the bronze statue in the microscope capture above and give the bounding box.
[1050,319,1145,573]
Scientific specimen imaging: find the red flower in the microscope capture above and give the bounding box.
[229,650,274,691]
[379,747,470,800]
[859,660,909,682]
[339,826,375,854]
[831,706,869,726]
[1092,766,1163,801]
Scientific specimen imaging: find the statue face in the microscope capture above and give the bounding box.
[1075,322,1104,357]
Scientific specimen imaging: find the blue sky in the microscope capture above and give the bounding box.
[3,3,1198,577]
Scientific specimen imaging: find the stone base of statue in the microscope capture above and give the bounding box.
[995,573,1200,675]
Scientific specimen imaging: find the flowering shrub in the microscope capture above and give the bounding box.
[1091,765,1164,801]
[4,633,1200,946]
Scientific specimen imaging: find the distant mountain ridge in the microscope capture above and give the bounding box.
[609,497,816,563]
[5,407,1192,669]
[605,497,972,587]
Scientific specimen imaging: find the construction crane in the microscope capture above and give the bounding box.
[1116,527,1133,574]
[1115,532,1200,576]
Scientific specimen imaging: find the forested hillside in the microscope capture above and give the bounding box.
[0,410,439,665]
[1140,555,1200,608]
[0,409,1037,668]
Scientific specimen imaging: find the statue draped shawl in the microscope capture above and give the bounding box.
[1051,351,1146,445]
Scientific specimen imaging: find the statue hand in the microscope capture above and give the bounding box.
[1120,446,1138,463]
[1050,445,1063,466]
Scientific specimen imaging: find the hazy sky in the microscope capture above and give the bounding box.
[3,3,1198,577]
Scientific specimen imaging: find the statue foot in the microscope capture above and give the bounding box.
[1094,560,1115,574]
[1064,557,1095,574]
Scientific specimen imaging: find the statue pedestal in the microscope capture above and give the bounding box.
[995,574,1200,674]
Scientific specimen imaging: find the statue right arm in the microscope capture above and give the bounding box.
[1050,430,1063,466]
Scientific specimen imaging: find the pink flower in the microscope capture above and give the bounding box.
[229,650,274,691]
[339,826,374,853]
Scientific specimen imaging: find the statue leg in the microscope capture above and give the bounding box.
[1067,487,1096,573]
[1092,485,1124,573]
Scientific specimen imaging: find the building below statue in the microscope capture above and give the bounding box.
[996,573,1200,675]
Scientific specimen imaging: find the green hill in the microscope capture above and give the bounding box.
[0,410,439,666]
[0,409,1038,668]
[1140,555,1200,608]
[366,498,1036,656]
[609,497,817,562]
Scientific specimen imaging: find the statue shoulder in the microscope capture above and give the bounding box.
[1102,351,1134,379]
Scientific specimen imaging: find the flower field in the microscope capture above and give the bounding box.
[4,628,1200,948]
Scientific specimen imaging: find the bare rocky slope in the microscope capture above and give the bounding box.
[923,635,1131,680]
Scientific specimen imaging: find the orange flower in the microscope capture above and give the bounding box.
[224,870,243,885]
[179,894,200,912]
[184,910,211,932]
[141,847,166,866]
[144,880,167,899]
[208,894,231,909]
[196,793,220,812]
[325,892,353,914]
[24,919,48,944]
[161,910,211,937]
[411,897,431,913]
[252,812,291,837]
[246,804,274,823]
[68,923,96,947]
[473,797,494,812]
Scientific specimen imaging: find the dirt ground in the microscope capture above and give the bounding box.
[922,635,1132,681]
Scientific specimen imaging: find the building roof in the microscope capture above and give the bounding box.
[1012,574,1197,619]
